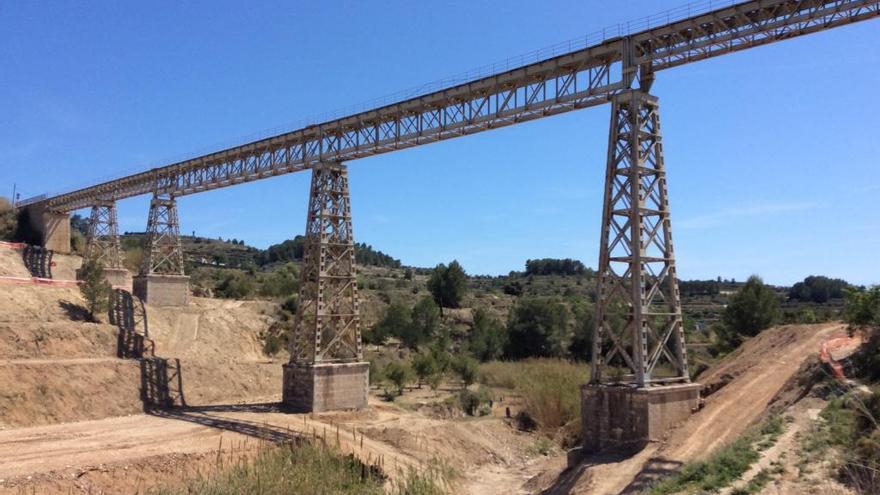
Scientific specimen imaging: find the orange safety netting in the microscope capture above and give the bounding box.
[819,335,864,380]
[0,276,80,288]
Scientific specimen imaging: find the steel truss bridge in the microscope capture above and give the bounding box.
[16,0,879,394]
[20,0,880,212]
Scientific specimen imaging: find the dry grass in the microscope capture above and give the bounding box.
[480,359,588,430]
[150,441,451,495]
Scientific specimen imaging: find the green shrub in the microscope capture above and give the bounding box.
[451,355,479,389]
[469,309,506,362]
[383,361,413,397]
[412,352,438,389]
[0,197,17,241]
[845,286,880,327]
[504,298,572,359]
[723,275,779,340]
[648,416,785,494]
[79,259,112,321]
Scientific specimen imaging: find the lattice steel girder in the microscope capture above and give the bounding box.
[591,90,689,388]
[25,0,878,213]
[290,163,363,365]
[140,194,185,276]
[83,200,123,269]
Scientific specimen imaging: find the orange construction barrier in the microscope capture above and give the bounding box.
[819,335,864,381]
[0,276,80,288]
[0,241,25,250]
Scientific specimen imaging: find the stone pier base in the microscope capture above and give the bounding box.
[282,362,369,413]
[581,383,701,453]
[133,274,189,306]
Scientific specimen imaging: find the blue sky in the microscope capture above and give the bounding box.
[2,1,878,285]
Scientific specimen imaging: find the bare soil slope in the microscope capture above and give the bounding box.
[0,250,281,428]
[538,323,848,495]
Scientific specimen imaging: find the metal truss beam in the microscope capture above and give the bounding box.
[591,90,689,388]
[21,0,877,213]
[290,163,362,365]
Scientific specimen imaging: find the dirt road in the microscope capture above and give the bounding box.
[0,397,557,494]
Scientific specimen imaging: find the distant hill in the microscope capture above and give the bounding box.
[120,233,401,269]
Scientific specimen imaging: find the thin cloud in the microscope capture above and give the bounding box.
[677,201,820,230]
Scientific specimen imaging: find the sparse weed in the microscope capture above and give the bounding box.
[646,416,786,495]
[150,441,451,495]
[479,358,587,431]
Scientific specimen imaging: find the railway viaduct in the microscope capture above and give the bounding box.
[15,0,880,452]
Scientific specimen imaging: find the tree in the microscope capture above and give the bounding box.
[524,258,588,276]
[451,355,479,389]
[365,302,411,345]
[569,302,595,361]
[0,197,17,241]
[258,263,299,298]
[845,286,880,327]
[469,308,507,361]
[402,296,440,348]
[214,271,255,299]
[383,361,412,397]
[789,275,850,303]
[79,259,112,321]
[411,352,437,389]
[70,214,89,236]
[427,260,468,309]
[505,298,572,359]
[722,275,779,343]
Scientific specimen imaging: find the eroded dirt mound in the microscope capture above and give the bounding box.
[664,323,845,460]
[546,323,848,495]
[0,359,142,428]
[147,298,275,362]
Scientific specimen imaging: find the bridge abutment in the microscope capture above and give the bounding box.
[283,163,368,413]
[26,205,71,254]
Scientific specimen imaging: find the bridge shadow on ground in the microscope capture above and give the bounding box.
[617,457,684,494]
[22,245,53,278]
[107,289,302,445]
[540,451,683,495]
[148,407,303,444]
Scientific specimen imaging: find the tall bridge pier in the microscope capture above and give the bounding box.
[582,90,700,453]
[132,194,189,306]
[282,163,369,413]
[77,200,129,287]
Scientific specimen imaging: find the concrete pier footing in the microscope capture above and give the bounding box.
[133,274,189,306]
[581,382,701,453]
[282,362,369,413]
